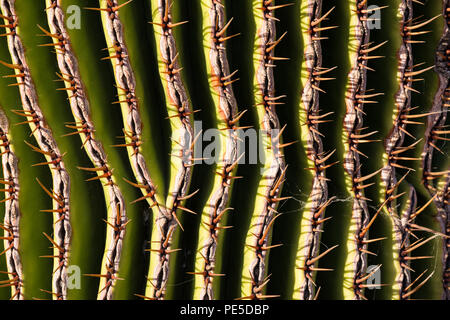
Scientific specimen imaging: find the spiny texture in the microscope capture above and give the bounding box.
[422,0,450,300]
[98,0,162,209]
[436,176,449,299]
[0,109,23,300]
[194,0,239,300]
[294,0,337,300]
[380,0,438,300]
[0,0,71,300]
[342,0,381,300]
[241,0,288,300]
[146,0,195,300]
[44,0,126,300]
[0,0,448,301]
[380,0,415,218]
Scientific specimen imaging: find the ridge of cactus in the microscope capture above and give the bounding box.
[211,0,260,299]
[96,0,164,209]
[293,0,338,300]
[421,0,450,300]
[240,0,290,300]
[42,0,128,300]
[342,0,385,300]
[435,175,449,298]
[309,0,351,299]
[379,0,441,300]
[145,0,196,300]
[0,0,72,300]
[0,108,23,300]
[192,0,240,300]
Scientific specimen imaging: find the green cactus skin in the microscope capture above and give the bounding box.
[240,0,290,300]
[422,0,450,299]
[193,0,240,300]
[0,108,23,300]
[43,0,128,300]
[293,0,338,300]
[307,0,350,300]
[145,0,195,300]
[0,0,72,300]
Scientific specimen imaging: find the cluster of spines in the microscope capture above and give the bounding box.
[145,0,196,300]
[294,1,339,300]
[240,0,294,300]
[0,0,72,300]
[390,186,440,300]
[342,0,387,300]
[440,177,449,298]
[379,0,443,300]
[421,0,450,300]
[43,0,127,300]
[0,109,23,300]
[192,0,241,300]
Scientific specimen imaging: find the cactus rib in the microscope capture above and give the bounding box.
[97,0,163,209]
[193,0,240,300]
[381,0,416,299]
[240,0,288,300]
[378,0,437,300]
[43,0,127,300]
[421,0,450,300]
[0,109,23,300]
[342,0,383,300]
[146,0,195,300]
[294,0,337,300]
[435,176,449,299]
[0,0,72,300]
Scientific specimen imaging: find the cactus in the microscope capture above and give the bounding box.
[1,0,72,299]
[0,109,23,299]
[379,0,443,300]
[422,0,450,300]
[42,0,130,300]
[193,0,240,300]
[294,0,337,300]
[0,0,448,301]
